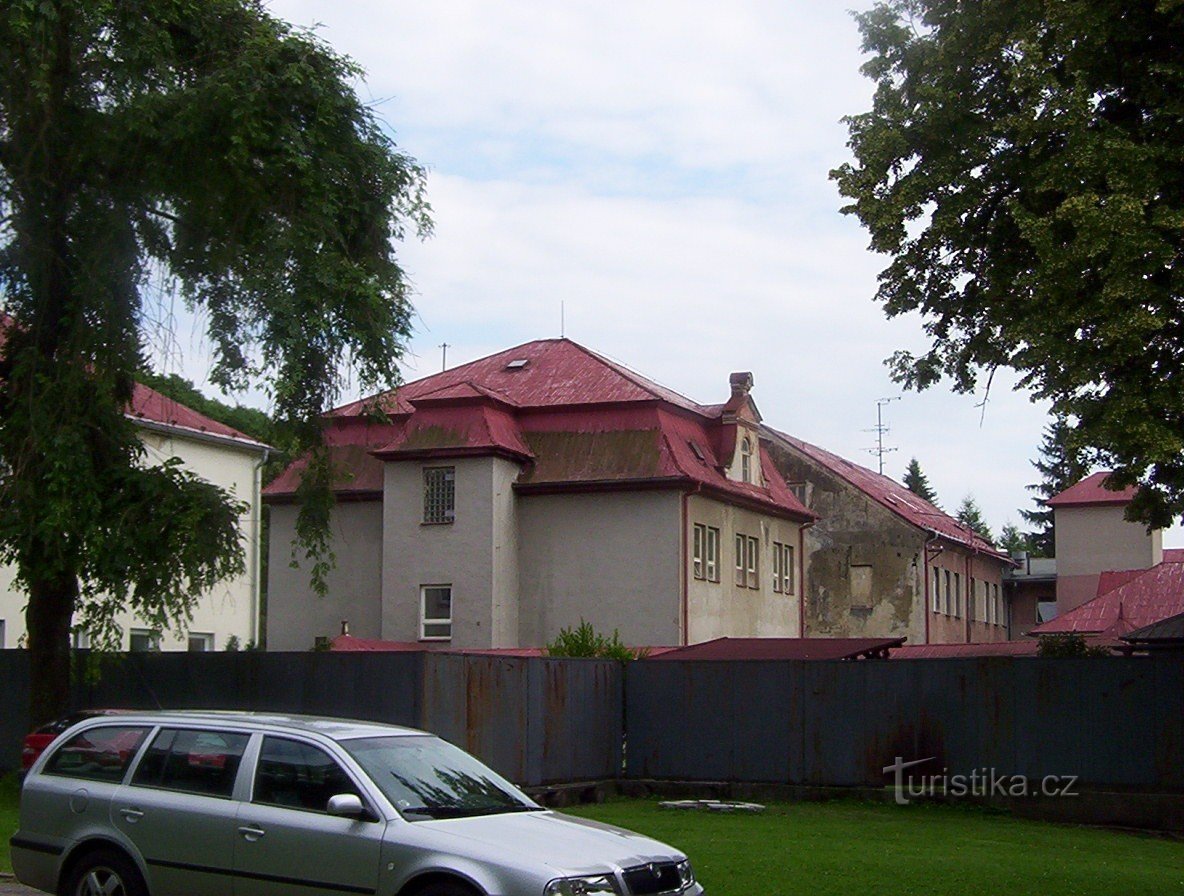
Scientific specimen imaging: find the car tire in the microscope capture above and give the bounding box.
[64,849,148,896]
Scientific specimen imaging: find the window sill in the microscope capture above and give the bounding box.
[419,636,452,642]
[421,520,455,526]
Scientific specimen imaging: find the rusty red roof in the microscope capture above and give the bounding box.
[129,383,266,449]
[649,636,904,661]
[765,428,1007,558]
[1045,471,1136,507]
[890,641,1041,659]
[1031,557,1184,637]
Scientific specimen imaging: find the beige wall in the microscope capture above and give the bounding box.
[517,491,683,647]
[381,456,523,648]
[926,546,1008,644]
[1055,505,1162,612]
[684,495,802,642]
[266,499,384,650]
[0,427,265,651]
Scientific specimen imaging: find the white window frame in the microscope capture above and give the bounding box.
[420,585,453,641]
[188,632,215,652]
[129,629,161,652]
[734,534,746,587]
[783,543,796,595]
[740,437,753,483]
[744,535,759,589]
[422,466,456,524]
[693,524,705,580]
[705,527,720,583]
[773,542,784,593]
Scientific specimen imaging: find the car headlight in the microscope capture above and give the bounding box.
[677,860,695,889]
[544,874,620,896]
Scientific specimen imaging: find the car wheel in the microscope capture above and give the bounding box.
[65,849,148,896]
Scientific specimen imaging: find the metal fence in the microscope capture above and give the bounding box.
[1,651,1180,791]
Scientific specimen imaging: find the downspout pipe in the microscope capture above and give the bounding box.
[923,530,941,645]
[251,448,271,647]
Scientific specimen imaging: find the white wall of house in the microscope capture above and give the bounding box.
[685,495,803,642]
[517,490,683,647]
[381,455,524,648]
[267,499,384,650]
[1055,504,1163,613]
[0,425,265,651]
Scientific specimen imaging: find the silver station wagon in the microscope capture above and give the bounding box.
[11,711,702,896]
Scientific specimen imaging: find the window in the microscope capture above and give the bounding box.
[421,585,452,640]
[423,467,455,524]
[953,573,961,618]
[0,619,4,649]
[773,543,796,594]
[132,728,250,798]
[740,437,753,483]
[932,568,941,612]
[44,726,150,783]
[254,737,363,813]
[944,570,952,615]
[788,482,808,504]
[734,534,759,588]
[735,534,746,586]
[693,524,720,582]
[72,629,90,649]
[993,584,1002,626]
[130,629,160,652]
[188,633,214,652]
[968,577,976,622]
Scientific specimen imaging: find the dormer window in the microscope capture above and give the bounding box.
[740,437,753,483]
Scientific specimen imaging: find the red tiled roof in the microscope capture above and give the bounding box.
[1045,471,1136,507]
[890,641,1041,659]
[129,383,265,448]
[1031,560,1184,637]
[266,339,814,521]
[765,429,1007,558]
[649,636,904,661]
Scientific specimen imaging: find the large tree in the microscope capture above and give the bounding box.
[833,1,1184,528]
[1020,413,1091,556]
[0,0,429,723]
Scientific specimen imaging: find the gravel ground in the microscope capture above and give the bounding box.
[0,874,37,896]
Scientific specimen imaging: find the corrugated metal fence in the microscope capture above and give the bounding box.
[1,652,1180,790]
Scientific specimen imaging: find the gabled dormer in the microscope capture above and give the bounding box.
[716,371,764,485]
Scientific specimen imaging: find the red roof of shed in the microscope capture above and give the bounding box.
[890,641,1041,659]
[1045,471,1136,507]
[129,383,265,449]
[649,636,904,661]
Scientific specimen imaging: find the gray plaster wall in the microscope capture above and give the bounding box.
[381,456,523,648]
[517,490,682,647]
[1055,504,1163,612]
[266,500,384,650]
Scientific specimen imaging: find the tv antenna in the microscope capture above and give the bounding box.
[439,342,450,372]
[864,396,901,475]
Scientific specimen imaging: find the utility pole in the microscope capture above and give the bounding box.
[439,342,450,372]
[865,396,900,475]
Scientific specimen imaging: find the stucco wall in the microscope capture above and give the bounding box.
[684,495,802,642]
[0,428,264,651]
[266,499,384,650]
[381,456,523,648]
[517,490,682,647]
[927,546,1008,644]
[1055,504,1162,612]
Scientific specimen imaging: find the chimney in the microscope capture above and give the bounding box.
[730,371,753,399]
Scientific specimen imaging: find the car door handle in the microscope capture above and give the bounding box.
[238,825,266,841]
[119,808,144,823]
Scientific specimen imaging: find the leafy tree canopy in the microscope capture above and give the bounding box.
[956,495,994,544]
[834,0,1184,529]
[1019,413,1091,556]
[902,457,940,506]
[0,0,429,722]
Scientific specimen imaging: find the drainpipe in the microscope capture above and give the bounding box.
[923,531,941,645]
[251,448,271,647]
[680,485,701,645]
[798,521,811,638]
[965,551,973,644]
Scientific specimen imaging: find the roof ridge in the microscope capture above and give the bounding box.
[567,341,710,415]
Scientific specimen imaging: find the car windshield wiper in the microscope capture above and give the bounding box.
[401,803,546,819]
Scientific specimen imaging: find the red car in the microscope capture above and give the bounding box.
[20,709,133,773]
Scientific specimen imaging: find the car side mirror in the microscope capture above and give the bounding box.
[327,793,365,818]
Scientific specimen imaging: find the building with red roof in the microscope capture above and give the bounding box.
[266,339,815,651]
[762,430,1012,645]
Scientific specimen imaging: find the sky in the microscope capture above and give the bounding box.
[159,0,1177,544]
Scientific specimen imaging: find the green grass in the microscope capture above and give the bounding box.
[564,798,1184,896]
[0,775,18,875]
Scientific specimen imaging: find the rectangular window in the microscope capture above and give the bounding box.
[932,568,941,613]
[188,633,214,652]
[772,542,782,593]
[421,585,452,640]
[744,535,759,589]
[130,629,160,652]
[254,737,364,813]
[783,543,796,594]
[953,573,961,618]
[993,584,1001,626]
[944,570,952,615]
[735,534,746,586]
[968,577,976,622]
[422,467,455,524]
[705,527,720,582]
[772,543,796,594]
[693,524,705,580]
[45,726,150,784]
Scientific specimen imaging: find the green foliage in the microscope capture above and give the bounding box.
[834,1,1184,529]
[1020,414,1092,557]
[998,522,1032,556]
[0,0,429,720]
[1037,633,1111,658]
[902,457,940,506]
[546,620,647,661]
[955,495,994,544]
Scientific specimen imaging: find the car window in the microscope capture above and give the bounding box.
[131,728,249,799]
[43,726,150,783]
[253,736,362,813]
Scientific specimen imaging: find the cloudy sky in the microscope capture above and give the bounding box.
[164,0,1172,542]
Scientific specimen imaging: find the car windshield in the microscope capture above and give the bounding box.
[342,735,542,821]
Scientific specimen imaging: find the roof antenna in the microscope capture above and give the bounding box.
[561,301,565,338]
[864,396,901,475]
[439,342,449,372]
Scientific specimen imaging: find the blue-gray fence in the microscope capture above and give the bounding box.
[1,652,1180,791]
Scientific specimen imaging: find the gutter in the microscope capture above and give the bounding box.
[130,416,271,455]
[251,448,271,647]
[923,530,942,645]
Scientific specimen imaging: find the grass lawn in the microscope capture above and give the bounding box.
[565,798,1184,896]
[1,786,1181,894]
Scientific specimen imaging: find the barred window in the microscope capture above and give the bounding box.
[423,467,455,524]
